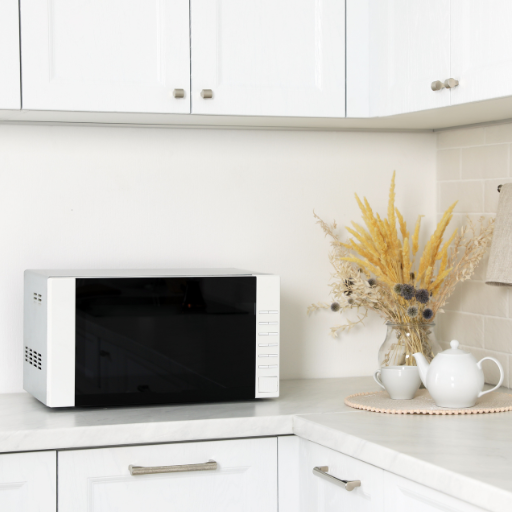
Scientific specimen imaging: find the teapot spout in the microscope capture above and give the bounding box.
[413,352,429,387]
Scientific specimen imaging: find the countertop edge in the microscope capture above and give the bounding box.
[0,415,294,454]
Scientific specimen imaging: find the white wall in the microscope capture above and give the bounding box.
[437,121,512,388]
[0,124,435,393]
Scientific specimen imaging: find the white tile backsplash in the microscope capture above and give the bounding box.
[437,311,484,349]
[436,121,512,387]
[437,149,460,181]
[461,144,508,179]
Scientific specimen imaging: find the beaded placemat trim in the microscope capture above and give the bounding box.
[345,389,512,415]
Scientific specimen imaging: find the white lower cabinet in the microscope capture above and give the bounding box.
[58,437,277,512]
[279,436,384,511]
[279,436,486,512]
[383,472,487,512]
[0,451,56,512]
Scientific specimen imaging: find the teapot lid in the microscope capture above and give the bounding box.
[442,340,470,355]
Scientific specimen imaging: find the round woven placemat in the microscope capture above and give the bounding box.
[345,389,512,415]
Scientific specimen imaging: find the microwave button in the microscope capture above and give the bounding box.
[268,354,278,357]
[259,310,269,314]
[259,354,269,358]
[258,322,269,325]
[258,332,269,336]
[268,365,278,369]
[269,332,278,336]
[258,343,269,347]
[269,321,278,325]
[269,343,278,347]
[258,376,278,393]
[269,310,279,314]
[258,365,269,369]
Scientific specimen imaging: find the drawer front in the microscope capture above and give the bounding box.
[280,437,384,512]
[384,472,487,512]
[59,437,277,512]
[0,451,56,512]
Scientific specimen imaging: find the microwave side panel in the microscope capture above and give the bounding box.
[255,274,280,399]
[23,270,50,405]
[46,277,76,407]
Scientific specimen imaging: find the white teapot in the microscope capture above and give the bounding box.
[413,340,504,408]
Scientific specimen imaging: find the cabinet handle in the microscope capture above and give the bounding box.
[312,466,361,492]
[444,78,459,89]
[431,80,445,91]
[173,89,185,98]
[129,460,217,476]
[201,89,213,99]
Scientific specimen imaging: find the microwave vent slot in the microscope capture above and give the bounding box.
[33,292,42,303]
[25,346,42,370]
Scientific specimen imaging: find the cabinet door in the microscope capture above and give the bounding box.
[191,0,345,117]
[384,472,487,512]
[366,0,450,117]
[58,437,277,512]
[0,451,56,512]
[451,0,512,105]
[279,436,384,512]
[0,0,20,109]
[20,0,190,113]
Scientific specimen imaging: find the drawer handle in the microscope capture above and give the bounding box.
[129,460,217,476]
[201,89,213,99]
[313,466,361,492]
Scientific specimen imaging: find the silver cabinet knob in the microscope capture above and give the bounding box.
[431,80,445,91]
[201,89,213,99]
[444,78,459,89]
[173,89,185,98]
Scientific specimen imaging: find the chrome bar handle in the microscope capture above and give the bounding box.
[129,460,217,476]
[313,466,361,492]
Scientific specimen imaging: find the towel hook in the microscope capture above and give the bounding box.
[498,184,503,193]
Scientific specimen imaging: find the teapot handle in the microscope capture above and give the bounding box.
[477,357,504,397]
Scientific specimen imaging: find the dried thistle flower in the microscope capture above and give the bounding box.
[347,298,355,305]
[330,302,340,312]
[401,284,415,300]
[407,306,418,318]
[422,308,434,320]
[368,278,377,287]
[393,283,403,294]
[415,288,430,304]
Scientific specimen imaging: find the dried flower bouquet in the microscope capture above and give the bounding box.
[309,172,495,364]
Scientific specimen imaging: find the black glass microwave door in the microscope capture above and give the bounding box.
[75,277,256,406]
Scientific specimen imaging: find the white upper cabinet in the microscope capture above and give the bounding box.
[20,0,191,113]
[450,0,512,106]
[190,0,346,117]
[0,0,21,109]
[348,0,450,117]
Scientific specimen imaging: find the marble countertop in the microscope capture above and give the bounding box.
[0,377,374,453]
[2,377,512,512]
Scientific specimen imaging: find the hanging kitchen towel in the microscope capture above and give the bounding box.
[486,183,512,286]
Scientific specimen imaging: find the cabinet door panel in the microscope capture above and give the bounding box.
[280,436,384,512]
[191,0,345,117]
[0,451,56,512]
[366,0,450,116]
[384,472,487,512]
[59,438,277,512]
[21,0,190,113]
[451,0,512,105]
[0,0,20,109]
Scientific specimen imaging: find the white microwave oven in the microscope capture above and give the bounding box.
[23,269,280,407]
